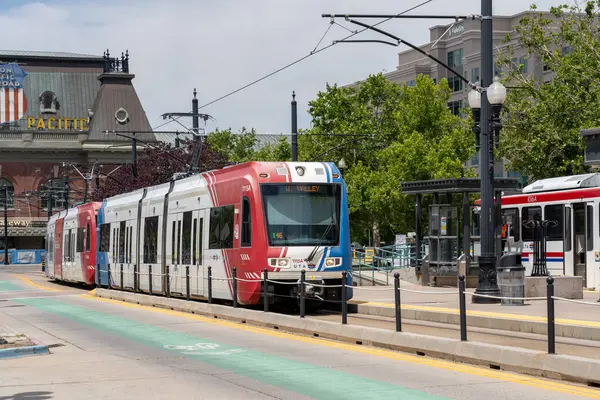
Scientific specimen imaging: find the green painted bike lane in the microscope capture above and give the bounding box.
[15,297,448,400]
[0,280,24,291]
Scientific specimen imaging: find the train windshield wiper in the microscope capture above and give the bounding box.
[306,207,335,264]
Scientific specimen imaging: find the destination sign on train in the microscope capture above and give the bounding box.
[285,185,325,193]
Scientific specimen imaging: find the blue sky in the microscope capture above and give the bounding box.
[1,0,561,134]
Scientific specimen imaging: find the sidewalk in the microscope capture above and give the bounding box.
[352,279,600,326]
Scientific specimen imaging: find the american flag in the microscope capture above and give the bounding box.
[0,87,28,124]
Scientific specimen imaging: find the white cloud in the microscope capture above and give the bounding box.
[1,0,561,134]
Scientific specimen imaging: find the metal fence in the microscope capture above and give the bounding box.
[100,263,599,356]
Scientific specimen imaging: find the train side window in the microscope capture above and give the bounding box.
[129,227,133,263]
[112,228,116,261]
[565,207,572,251]
[209,208,220,249]
[76,227,85,253]
[182,211,192,264]
[85,222,91,251]
[171,220,176,265]
[177,220,182,264]
[125,226,129,264]
[241,197,252,247]
[192,218,197,265]
[143,216,159,264]
[209,205,234,249]
[198,217,204,263]
[502,208,520,242]
[119,221,126,264]
[99,224,110,252]
[587,205,594,250]
[522,206,542,241]
[544,205,563,240]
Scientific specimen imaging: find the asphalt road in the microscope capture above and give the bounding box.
[1,266,599,400]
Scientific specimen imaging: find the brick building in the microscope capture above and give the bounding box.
[0,49,155,251]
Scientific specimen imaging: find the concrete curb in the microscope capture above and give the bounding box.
[0,345,49,360]
[356,303,600,341]
[94,289,600,387]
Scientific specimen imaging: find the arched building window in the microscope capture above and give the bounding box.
[39,91,59,114]
[40,178,65,210]
[0,178,15,209]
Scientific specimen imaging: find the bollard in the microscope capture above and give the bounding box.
[459,275,467,341]
[547,276,555,354]
[207,266,212,304]
[300,270,306,318]
[186,265,190,301]
[148,265,153,295]
[394,272,401,332]
[341,271,348,325]
[232,267,238,308]
[166,265,170,298]
[107,263,111,290]
[120,264,124,291]
[263,268,269,312]
[134,264,138,293]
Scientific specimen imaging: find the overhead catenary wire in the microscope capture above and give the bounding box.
[195,0,434,111]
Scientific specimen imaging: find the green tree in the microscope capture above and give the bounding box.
[498,2,600,179]
[300,74,475,245]
[207,128,291,162]
[206,127,258,162]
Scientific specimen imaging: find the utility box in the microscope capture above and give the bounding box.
[497,252,526,306]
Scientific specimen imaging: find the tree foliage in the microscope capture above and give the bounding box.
[498,2,600,179]
[299,74,474,245]
[206,127,291,162]
[91,141,229,200]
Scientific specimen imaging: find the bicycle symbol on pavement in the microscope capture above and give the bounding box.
[163,342,245,356]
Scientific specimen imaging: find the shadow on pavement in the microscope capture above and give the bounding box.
[0,391,53,400]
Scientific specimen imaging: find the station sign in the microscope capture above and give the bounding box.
[27,116,89,130]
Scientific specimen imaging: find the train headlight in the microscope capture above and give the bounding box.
[324,257,342,268]
[269,258,290,267]
[278,259,289,267]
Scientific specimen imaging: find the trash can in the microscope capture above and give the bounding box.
[497,253,525,306]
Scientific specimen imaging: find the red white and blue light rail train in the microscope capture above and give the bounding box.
[477,173,600,290]
[45,162,353,306]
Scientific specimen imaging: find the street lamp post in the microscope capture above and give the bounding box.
[468,74,507,303]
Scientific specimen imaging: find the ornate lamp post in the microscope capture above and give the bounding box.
[468,75,507,303]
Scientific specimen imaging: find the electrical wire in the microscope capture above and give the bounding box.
[196,0,434,111]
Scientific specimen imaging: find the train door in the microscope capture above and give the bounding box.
[122,220,135,290]
[204,205,235,301]
[191,210,206,298]
[110,223,121,288]
[167,212,183,295]
[176,211,194,296]
[63,228,75,280]
[585,202,595,289]
[75,225,85,282]
[564,204,573,276]
[55,219,63,279]
[572,203,588,286]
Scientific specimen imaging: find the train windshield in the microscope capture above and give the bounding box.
[261,184,341,246]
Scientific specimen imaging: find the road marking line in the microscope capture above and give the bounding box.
[83,294,600,398]
[362,301,600,328]
[11,275,62,292]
